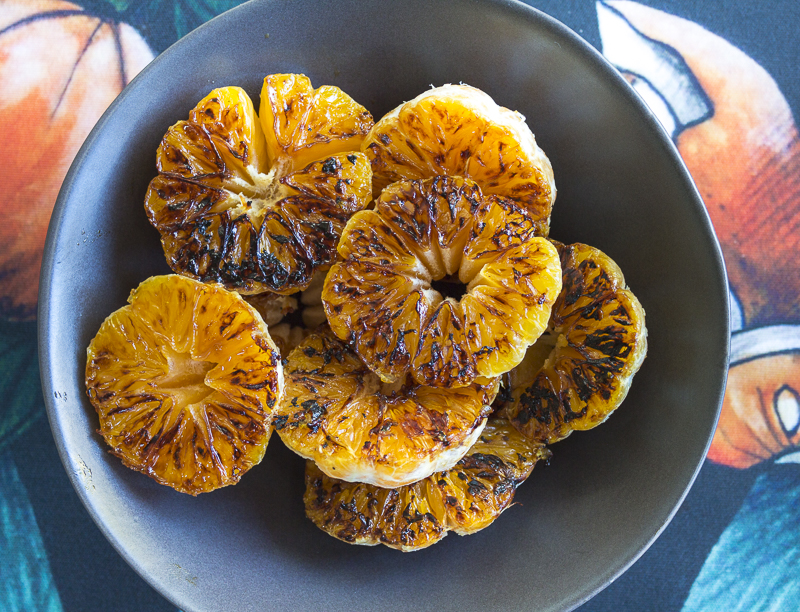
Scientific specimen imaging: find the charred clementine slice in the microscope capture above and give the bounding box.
[260,73,375,174]
[276,327,499,488]
[322,176,562,388]
[506,242,647,443]
[363,84,555,235]
[304,418,549,551]
[145,74,374,296]
[85,275,283,495]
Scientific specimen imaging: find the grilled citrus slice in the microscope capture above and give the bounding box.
[304,417,549,551]
[363,83,555,235]
[276,327,499,488]
[145,74,374,295]
[85,275,283,495]
[322,175,562,388]
[506,242,647,444]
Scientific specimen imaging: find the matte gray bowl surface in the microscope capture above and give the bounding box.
[39,1,729,610]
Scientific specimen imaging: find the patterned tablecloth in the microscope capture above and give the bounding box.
[2,1,798,610]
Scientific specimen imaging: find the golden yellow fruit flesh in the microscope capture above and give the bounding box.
[304,418,549,551]
[85,275,283,495]
[261,73,375,174]
[275,327,499,488]
[505,242,648,443]
[363,83,556,235]
[145,74,374,295]
[322,175,563,388]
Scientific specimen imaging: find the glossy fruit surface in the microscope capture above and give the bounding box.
[363,83,555,235]
[276,327,498,488]
[145,74,373,295]
[304,417,549,551]
[506,242,647,443]
[323,175,562,388]
[85,274,283,495]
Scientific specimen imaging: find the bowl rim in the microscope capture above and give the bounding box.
[38,0,730,610]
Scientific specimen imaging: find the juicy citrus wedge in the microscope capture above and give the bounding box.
[304,418,550,551]
[85,275,284,495]
[261,73,375,173]
[145,74,374,296]
[505,242,647,444]
[275,327,499,488]
[363,83,555,235]
[322,175,562,388]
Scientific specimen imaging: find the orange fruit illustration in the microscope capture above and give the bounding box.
[605,1,800,470]
[0,0,153,319]
[708,352,800,468]
[606,0,800,327]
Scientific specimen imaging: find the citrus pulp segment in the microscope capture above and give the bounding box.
[363,83,556,235]
[260,73,375,174]
[145,75,374,295]
[304,418,549,551]
[505,242,648,444]
[322,176,562,388]
[85,275,283,495]
[275,327,499,488]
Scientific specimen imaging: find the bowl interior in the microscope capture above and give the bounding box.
[39,1,728,611]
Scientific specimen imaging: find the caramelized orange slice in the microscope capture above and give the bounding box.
[506,242,647,443]
[363,84,555,235]
[275,327,499,488]
[260,73,375,173]
[145,75,374,295]
[304,418,549,551]
[85,275,283,495]
[322,176,562,388]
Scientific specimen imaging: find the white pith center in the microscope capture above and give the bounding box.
[156,347,216,410]
[225,160,292,227]
[531,331,561,370]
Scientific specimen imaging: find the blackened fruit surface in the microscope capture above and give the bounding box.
[363,83,556,236]
[506,242,648,444]
[303,418,549,551]
[322,175,562,388]
[145,77,373,295]
[85,274,283,495]
[276,327,499,488]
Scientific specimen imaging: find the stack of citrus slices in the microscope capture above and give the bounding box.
[85,75,647,550]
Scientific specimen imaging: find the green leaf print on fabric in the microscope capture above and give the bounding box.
[0,452,63,612]
[0,321,44,455]
[78,0,250,52]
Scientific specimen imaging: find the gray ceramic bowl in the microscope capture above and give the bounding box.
[39,0,729,610]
